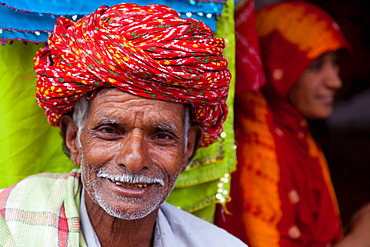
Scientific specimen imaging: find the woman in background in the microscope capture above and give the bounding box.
[216,1,370,246]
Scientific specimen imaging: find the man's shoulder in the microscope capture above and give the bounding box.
[158,202,247,247]
[0,169,81,212]
[0,169,83,246]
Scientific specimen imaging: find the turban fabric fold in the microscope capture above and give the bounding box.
[34,3,231,147]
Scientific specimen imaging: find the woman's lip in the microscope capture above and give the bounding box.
[317,95,334,104]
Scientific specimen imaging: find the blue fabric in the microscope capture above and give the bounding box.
[0,4,83,42]
[0,0,225,42]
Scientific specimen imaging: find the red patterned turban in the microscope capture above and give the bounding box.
[34,3,231,148]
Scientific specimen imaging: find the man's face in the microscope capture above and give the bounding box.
[288,52,342,119]
[70,88,198,220]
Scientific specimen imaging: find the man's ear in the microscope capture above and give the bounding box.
[60,115,81,166]
[183,125,203,168]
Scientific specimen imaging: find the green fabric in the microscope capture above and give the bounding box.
[0,169,84,246]
[0,42,74,189]
[0,0,235,222]
[166,0,236,221]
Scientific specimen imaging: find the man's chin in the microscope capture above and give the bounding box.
[94,194,162,220]
[101,204,158,220]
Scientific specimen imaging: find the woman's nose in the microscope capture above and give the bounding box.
[324,65,342,90]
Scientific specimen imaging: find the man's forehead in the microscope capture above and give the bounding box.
[90,88,182,108]
[87,111,183,136]
[86,88,185,126]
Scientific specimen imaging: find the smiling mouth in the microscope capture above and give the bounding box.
[114,181,148,189]
[317,95,334,104]
[97,172,165,189]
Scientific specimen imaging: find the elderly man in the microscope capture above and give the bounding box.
[0,3,246,247]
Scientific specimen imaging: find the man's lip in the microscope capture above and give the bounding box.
[104,178,157,197]
[114,180,149,189]
[97,172,165,186]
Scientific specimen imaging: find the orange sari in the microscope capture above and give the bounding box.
[215,1,349,246]
[217,90,341,246]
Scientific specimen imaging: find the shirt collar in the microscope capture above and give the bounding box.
[80,189,102,247]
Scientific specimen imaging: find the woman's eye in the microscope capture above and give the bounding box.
[309,60,322,71]
[331,56,338,66]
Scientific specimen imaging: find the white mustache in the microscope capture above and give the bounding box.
[97,171,165,186]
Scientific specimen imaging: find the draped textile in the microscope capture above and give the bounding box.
[0,0,225,42]
[234,0,265,94]
[215,1,349,246]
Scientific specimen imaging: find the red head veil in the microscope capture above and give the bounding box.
[256,0,350,100]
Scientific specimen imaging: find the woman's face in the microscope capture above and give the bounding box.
[288,52,342,119]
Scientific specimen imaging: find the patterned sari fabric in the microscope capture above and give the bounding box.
[215,1,350,246]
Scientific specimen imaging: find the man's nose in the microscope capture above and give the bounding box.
[115,132,151,173]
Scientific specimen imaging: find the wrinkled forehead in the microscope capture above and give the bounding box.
[86,88,186,126]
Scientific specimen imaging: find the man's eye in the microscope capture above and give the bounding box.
[156,133,172,140]
[97,126,117,134]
